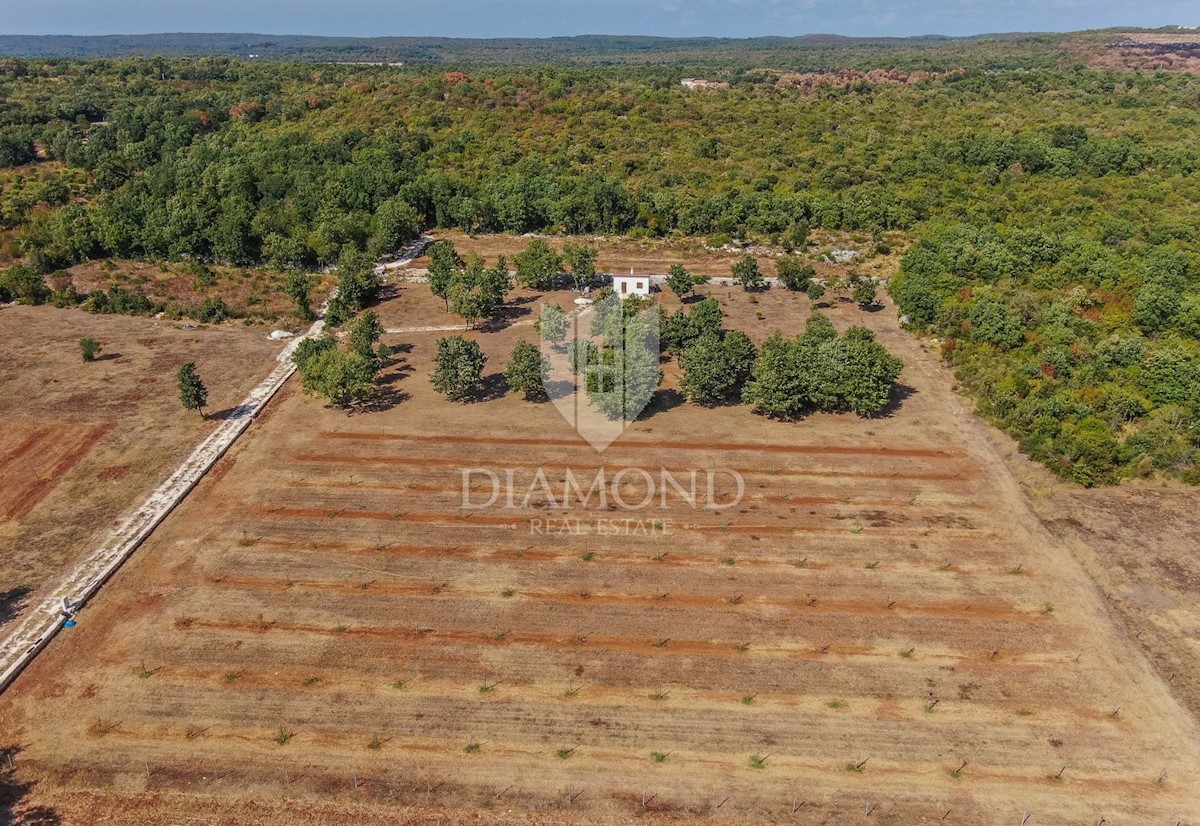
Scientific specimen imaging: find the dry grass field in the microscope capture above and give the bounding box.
[2,277,1198,824]
[0,305,283,632]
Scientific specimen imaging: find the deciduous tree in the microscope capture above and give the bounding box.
[431,335,487,401]
[776,256,815,292]
[283,271,315,320]
[563,243,598,291]
[537,303,568,348]
[513,239,561,290]
[505,340,548,401]
[732,256,765,292]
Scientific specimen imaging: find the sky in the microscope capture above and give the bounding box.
[0,0,1196,39]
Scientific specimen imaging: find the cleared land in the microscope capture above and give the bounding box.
[0,305,283,632]
[989,434,1200,724]
[1,281,1198,824]
[409,230,906,280]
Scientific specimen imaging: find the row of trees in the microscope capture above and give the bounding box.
[743,315,903,417]
[426,241,512,327]
[427,335,545,403]
[666,298,902,415]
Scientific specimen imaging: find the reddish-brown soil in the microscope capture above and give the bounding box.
[0,304,282,634]
[0,422,113,520]
[1,276,1198,824]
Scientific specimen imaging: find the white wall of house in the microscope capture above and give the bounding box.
[613,274,651,298]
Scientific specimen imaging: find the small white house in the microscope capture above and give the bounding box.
[612,272,650,299]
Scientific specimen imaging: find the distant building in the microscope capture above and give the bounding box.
[613,272,650,299]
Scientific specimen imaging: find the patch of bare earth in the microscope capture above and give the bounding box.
[0,304,282,633]
[980,423,1200,722]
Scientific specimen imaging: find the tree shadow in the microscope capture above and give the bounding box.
[354,360,413,414]
[0,587,32,629]
[354,385,410,414]
[376,364,414,386]
[544,378,576,399]
[878,382,917,417]
[481,305,532,332]
[476,372,509,402]
[208,405,253,421]
[642,388,685,418]
[0,748,62,826]
[93,352,121,362]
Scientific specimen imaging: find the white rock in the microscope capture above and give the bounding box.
[268,330,295,340]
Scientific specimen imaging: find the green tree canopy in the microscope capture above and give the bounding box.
[732,256,765,292]
[505,340,548,401]
[537,303,568,348]
[176,361,209,417]
[427,240,464,310]
[298,347,377,409]
[563,243,598,291]
[513,239,561,290]
[665,263,708,300]
[776,256,815,292]
[680,330,756,406]
[283,271,315,321]
[431,335,487,401]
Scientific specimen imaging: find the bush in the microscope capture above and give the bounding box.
[198,297,231,323]
[0,265,48,305]
[79,337,101,362]
[84,286,154,315]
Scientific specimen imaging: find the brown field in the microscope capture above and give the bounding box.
[2,278,1199,825]
[0,305,283,630]
[410,230,907,281]
[986,431,1200,724]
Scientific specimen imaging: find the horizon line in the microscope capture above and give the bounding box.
[0,26,1190,42]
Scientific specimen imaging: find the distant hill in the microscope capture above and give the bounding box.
[0,30,1088,69]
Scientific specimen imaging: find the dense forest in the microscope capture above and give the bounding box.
[0,31,1109,69]
[1,48,1199,484]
